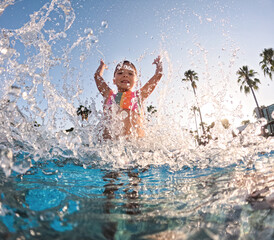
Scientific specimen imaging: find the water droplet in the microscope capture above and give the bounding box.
[80,53,86,62]
[30,230,35,236]
[101,21,108,28]
[121,111,128,119]
[84,28,93,35]
[42,169,59,175]
[90,36,98,44]
[40,211,55,221]
[0,47,8,55]
[22,92,28,100]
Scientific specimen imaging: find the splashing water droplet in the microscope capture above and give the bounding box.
[58,1,76,31]
[0,47,8,55]
[80,53,86,62]
[22,92,28,100]
[84,28,93,36]
[121,111,128,120]
[90,36,98,44]
[101,21,108,28]
[0,147,13,176]
[40,211,55,221]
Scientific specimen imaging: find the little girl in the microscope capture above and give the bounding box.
[94,56,162,139]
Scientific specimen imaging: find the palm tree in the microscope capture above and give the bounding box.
[34,121,41,127]
[147,104,157,122]
[253,105,266,118]
[259,48,274,80]
[182,70,205,134]
[147,105,157,114]
[77,105,91,121]
[191,105,199,139]
[237,66,262,117]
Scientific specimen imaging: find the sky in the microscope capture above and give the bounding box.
[0,0,273,130]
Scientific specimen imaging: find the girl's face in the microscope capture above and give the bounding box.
[113,63,137,92]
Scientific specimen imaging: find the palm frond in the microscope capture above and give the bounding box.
[254,78,261,84]
[260,48,274,80]
[244,86,250,94]
[253,85,259,90]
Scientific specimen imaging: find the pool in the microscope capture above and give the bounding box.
[0,150,273,239]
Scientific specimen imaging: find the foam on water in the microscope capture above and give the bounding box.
[0,0,273,180]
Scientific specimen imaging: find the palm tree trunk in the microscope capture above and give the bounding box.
[250,85,262,118]
[192,88,206,134]
[197,107,205,134]
[193,108,200,139]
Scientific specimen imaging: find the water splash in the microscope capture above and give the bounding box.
[0,0,273,179]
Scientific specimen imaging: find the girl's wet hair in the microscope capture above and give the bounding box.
[114,60,137,76]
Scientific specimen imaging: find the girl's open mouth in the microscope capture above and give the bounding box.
[121,80,130,83]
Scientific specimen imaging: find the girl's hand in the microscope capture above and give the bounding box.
[100,59,108,70]
[139,55,163,100]
[152,56,162,65]
[153,56,162,74]
[95,59,108,78]
[94,59,111,97]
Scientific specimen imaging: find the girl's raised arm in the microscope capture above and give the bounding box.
[94,59,111,98]
[140,56,163,100]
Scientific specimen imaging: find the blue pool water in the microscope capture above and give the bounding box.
[0,151,273,239]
